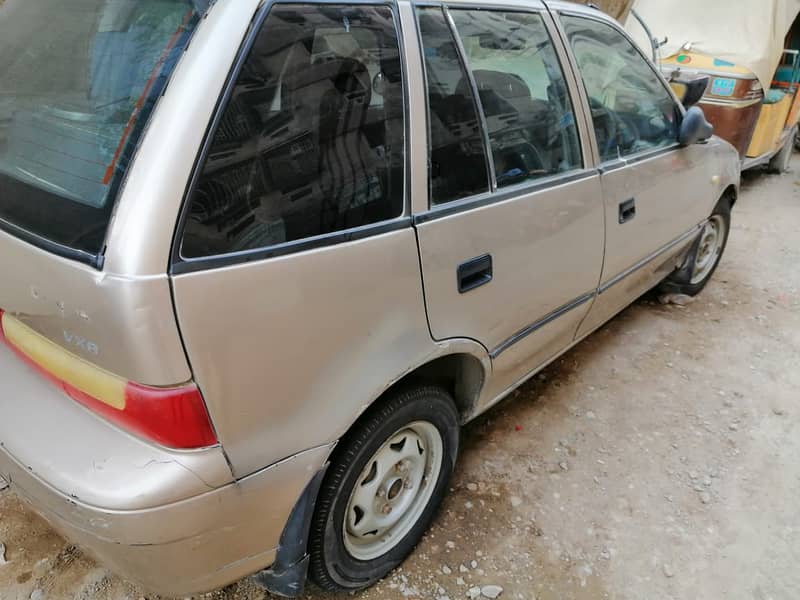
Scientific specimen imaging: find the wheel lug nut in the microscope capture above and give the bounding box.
[403,479,413,490]
[382,504,392,515]
[377,487,386,498]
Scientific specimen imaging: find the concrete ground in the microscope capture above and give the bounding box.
[1,159,798,600]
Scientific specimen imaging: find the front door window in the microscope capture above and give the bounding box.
[561,15,680,162]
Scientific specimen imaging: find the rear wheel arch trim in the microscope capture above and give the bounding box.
[328,340,490,458]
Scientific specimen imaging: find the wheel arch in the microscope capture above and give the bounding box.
[722,183,738,206]
[352,342,491,432]
[252,343,490,597]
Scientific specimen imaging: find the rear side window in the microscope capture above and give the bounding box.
[181,4,406,259]
[0,1,204,261]
[450,10,582,188]
[416,7,491,206]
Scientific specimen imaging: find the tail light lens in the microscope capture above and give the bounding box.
[0,309,217,449]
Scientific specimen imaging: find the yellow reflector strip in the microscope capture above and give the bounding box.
[1,314,126,410]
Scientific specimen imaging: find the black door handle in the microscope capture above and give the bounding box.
[619,198,636,224]
[457,254,493,293]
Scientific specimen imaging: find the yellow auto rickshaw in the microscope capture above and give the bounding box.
[626,0,800,172]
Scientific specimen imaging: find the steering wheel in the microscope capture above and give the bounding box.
[587,97,619,159]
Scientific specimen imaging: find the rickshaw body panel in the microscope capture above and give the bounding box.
[661,52,763,158]
[747,93,794,157]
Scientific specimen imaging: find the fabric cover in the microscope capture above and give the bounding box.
[625,0,800,89]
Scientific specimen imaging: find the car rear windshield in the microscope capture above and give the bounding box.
[0,0,207,263]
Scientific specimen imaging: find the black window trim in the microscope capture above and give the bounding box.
[172,215,413,274]
[557,9,686,166]
[596,142,682,174]
[413,167,597,224]
[0,218,105,269]
[170,0,412,275]
[411,1,589,222]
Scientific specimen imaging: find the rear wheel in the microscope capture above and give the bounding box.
[659,197,731,296]
[768,125,797,174]
[308,385,459,592]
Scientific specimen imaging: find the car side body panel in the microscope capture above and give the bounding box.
[171,228,457,478]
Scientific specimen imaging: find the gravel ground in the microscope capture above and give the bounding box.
[1,159,799,600]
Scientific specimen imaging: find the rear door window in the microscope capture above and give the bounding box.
[0,1,205,261]
[180,4,406,259]
[450,9,583,188]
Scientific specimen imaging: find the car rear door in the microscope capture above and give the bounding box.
[553,9,713,336]
[406,3,605,399]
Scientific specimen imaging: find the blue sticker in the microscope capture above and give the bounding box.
[713,58,735,67]
[711,77,736,96]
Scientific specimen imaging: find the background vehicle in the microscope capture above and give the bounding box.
[626,0,800,172]
[0,0,738,597]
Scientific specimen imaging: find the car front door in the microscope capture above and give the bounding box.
[406,4,605,402]
[556,11,713,337]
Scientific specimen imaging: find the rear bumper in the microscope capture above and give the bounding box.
[0,342,332,595]
[0,440,331,595]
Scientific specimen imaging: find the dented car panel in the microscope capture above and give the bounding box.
[0,415,332,596]
[0,232,191,386]
[0,342,231,510]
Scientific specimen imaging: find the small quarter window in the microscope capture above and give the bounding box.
[182,4,406,259]
[416,7,491,206]
[450,10,583,188]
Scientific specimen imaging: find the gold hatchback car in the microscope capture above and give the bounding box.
[0,0,739,596]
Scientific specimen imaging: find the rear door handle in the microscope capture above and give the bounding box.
[619,198,636,224]
[457,254,493,293]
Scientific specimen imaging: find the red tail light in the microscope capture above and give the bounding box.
[0,309,217,449]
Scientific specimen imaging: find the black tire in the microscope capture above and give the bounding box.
[659,196,732,297]
[768,125,797,174]
[308,385,460,592]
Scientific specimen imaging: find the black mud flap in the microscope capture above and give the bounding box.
[252,466,327,598]
[659,228,704,292]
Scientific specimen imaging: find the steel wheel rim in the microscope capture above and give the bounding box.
[690,216,725,284]
[343,421,443,561]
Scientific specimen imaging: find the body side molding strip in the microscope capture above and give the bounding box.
[489,223,703,358]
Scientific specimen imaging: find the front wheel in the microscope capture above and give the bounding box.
[660,197,731,296]
[308,385,459,592]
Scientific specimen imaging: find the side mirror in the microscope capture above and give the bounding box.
[679,106,714,146]
[668,75,709,108]
[680,76,709,107]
